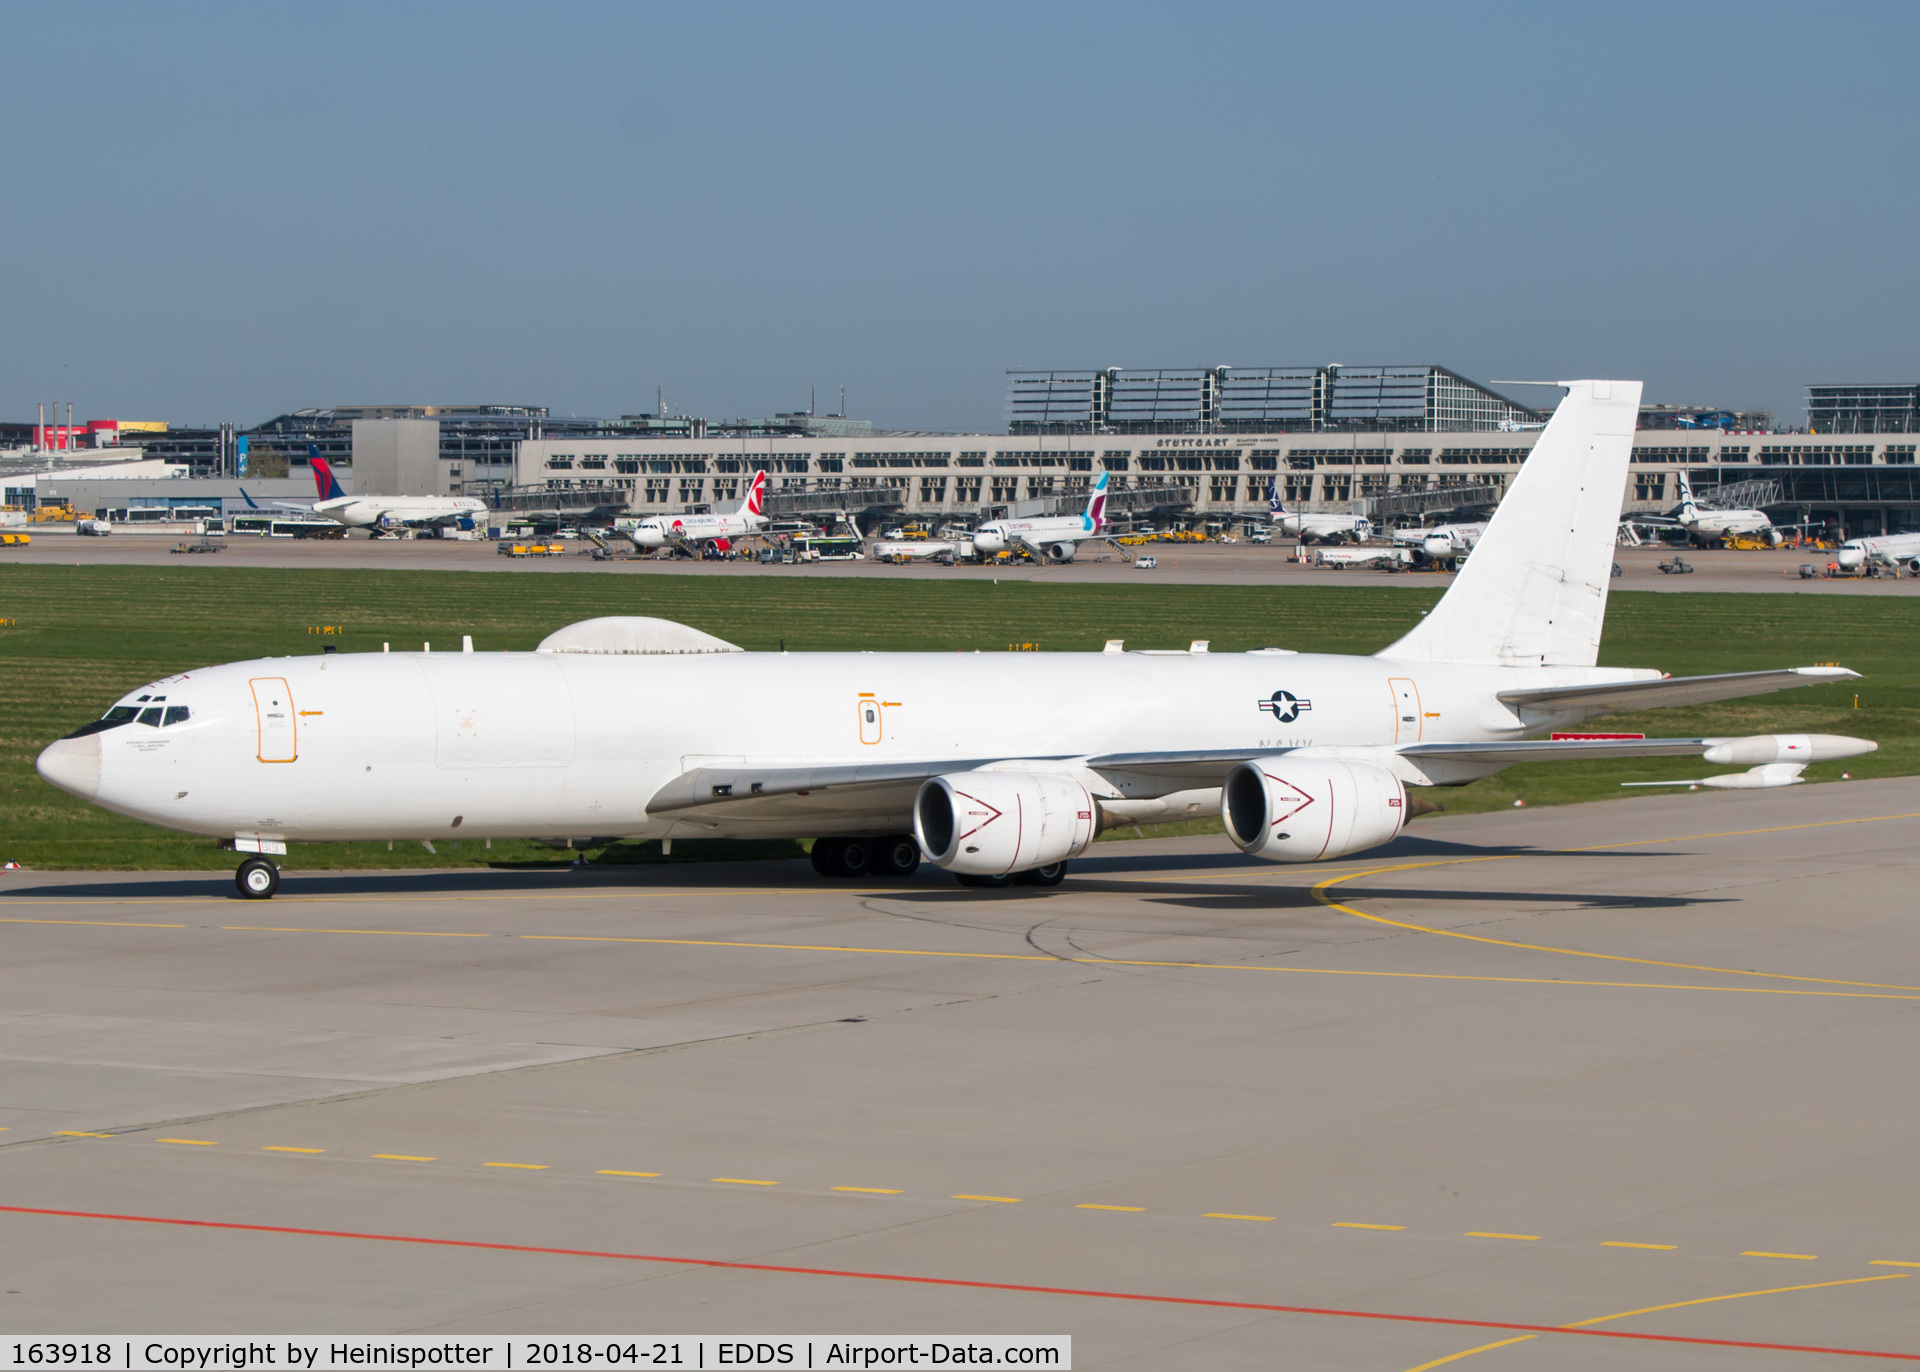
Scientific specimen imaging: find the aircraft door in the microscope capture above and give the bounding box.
[1389,677,1422,744]
[250,677,297,762]
[857,693,882,745]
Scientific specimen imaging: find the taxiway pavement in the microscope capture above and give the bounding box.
[2,780,1918,1366]
[14,534,1918,594]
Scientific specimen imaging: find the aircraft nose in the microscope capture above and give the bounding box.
[37,734,101,800]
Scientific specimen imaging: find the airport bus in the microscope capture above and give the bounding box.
[229,514,348,539]
[795,535,862,561]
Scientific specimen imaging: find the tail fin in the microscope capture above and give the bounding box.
[1378,379,1641,667]
[1083,470,1108,528]
[310,448,346,501]
[1268,479,1284,517]
[741,469,767,518]
[1675,468,1697,517]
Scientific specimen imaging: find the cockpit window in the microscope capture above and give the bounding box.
[60,706,141,740]
[163,706,191,726]
[136,708,163,727]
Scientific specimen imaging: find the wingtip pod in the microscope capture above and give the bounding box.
[1701,734,1876,766]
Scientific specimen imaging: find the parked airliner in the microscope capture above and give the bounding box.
[252,450,489,532]
[1392,521,1485,561]
[972,473,1109,561]
[627,471,768,553]
[37,380,1873,899]
[1834,531,1920,572]
[1267,481,1372,543]
[1653,471,1781,546]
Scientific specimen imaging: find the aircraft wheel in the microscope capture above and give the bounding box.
[810,838,845,876]
[954,872,1012,888]
[877,835,921,877]
[838,838,872,877]
[1014,861,1068,887]
[235,857,280,900]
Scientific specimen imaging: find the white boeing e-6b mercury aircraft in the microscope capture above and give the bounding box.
[1267,480,1372,543]
[37,380,1875,900]
[626,470,768,554]
[971,473,1109,562]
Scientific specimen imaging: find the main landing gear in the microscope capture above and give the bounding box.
[810,835,921,879]
[235,856,280,900]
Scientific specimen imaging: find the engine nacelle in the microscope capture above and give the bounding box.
[1045,541,1076,563]
[1223,756,1408,863]
[914,771,1097,876]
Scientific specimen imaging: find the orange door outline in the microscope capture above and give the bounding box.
[1388,677,1422,744]
[857,693,882,745]
[250,677,298,762]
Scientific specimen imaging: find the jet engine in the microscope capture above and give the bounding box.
[914,771,1097,877]
[1045,541,1076,563]
[1222,756,1409,863]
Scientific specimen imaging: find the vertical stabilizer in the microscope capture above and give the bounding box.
[739,470,767,519]
[1083,470,1109,528]
[1675,468,1698,520]
[1378,379,1641,667]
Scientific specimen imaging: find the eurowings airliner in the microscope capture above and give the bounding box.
[972,473,1109,562]
[38,381,1873,899]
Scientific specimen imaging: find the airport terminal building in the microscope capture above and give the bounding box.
[509,366,1920,535]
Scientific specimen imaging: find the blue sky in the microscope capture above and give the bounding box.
[3,2,1914,431]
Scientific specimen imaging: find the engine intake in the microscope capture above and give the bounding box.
[915,771,1097,876]
[1223,756,1410,862]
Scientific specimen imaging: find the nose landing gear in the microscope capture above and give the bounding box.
[236,856,280,900]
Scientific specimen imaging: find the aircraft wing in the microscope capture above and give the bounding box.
[1397,737,1718,765]
[1496,667,1858,714]
[644,708,1869,821]
[646,755,1045,820]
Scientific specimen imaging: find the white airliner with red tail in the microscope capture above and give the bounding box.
[627,471,768,553]
[38,381,1874,899]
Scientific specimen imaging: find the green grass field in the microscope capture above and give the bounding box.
[1,565,1912,869]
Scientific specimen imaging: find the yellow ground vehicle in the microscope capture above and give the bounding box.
[1,532,30,547]
[30,504,76,523]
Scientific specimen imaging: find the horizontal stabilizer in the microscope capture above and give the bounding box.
[1497,666,1859,713]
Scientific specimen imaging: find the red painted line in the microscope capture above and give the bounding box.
[1,1203,1914,1361]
